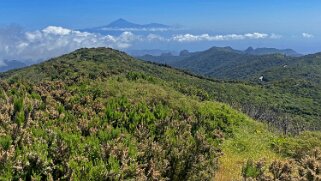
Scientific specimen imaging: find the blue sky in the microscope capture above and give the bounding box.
[1,0,320,32]
[0,0,320,63]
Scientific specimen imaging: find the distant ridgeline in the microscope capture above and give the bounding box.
[137,46,304,81]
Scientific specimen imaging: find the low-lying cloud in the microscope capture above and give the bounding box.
[171,32,279,42]
[100,27,173,32]
[302,33,314,38]
[24,26,140,55]
[0,25,141,65]
[0,25,281,66]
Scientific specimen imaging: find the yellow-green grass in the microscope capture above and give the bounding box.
[216,118,283,181]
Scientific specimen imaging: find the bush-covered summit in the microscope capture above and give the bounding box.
[0,48,253,180]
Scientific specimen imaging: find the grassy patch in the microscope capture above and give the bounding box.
[216,118,283,180]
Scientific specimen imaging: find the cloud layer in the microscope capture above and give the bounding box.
[0,25,141,65]
[0,25,281,66]
[100,27,173,32]
[302,33,314,38]
[171,32,280,42]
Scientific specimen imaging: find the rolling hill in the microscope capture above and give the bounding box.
[138,46,321,131]
[0,48,320,180]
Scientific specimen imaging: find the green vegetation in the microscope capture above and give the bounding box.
[139,47,321,132]
[1,75,231,180]
[240,148,321,180]
[0,48,320,180]
[0,48,240,180]
[217,117,321,180]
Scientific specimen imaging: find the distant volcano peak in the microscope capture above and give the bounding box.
[101,18,171,29]
[107,18,140,28]
[82,18,173,34]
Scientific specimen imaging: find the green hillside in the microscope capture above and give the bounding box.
[2,48,321,131]
[138,47,321,131]
[0,48,320,180]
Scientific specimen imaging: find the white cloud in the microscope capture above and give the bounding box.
[0,60,6,67]
[118,31,140,42]
[42,26,72,35]
[302,33,314,38]
[147,34,167,41]
[0,25,283,66]
[171,32,275,42]
[270,33,282,39]
[0,26,142,65]
[100,27,173,32]
[244,33,268,39]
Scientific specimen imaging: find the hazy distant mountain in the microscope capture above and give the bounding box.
[179,50,191,56]
[170,46,294,80]
[244,47,302,57]
[107,18,141,28]
[106,18,170,29]
[83,18,172,34]
[137,49,201,64]
[0,60,27,72]
[126,49,177,56]
[138,53,185,65]
[137,47,240,64]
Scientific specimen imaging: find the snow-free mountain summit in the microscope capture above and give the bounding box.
[82,18,172,34]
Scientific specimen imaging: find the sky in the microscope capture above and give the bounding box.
[0,0,320,65]
[1,0,320,31]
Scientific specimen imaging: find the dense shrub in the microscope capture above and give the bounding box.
[0,76,238,180]
[241,148,321,180]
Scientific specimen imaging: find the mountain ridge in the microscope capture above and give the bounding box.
[138,46,297,80]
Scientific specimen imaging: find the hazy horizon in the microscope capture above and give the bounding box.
[1,0,321,65]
